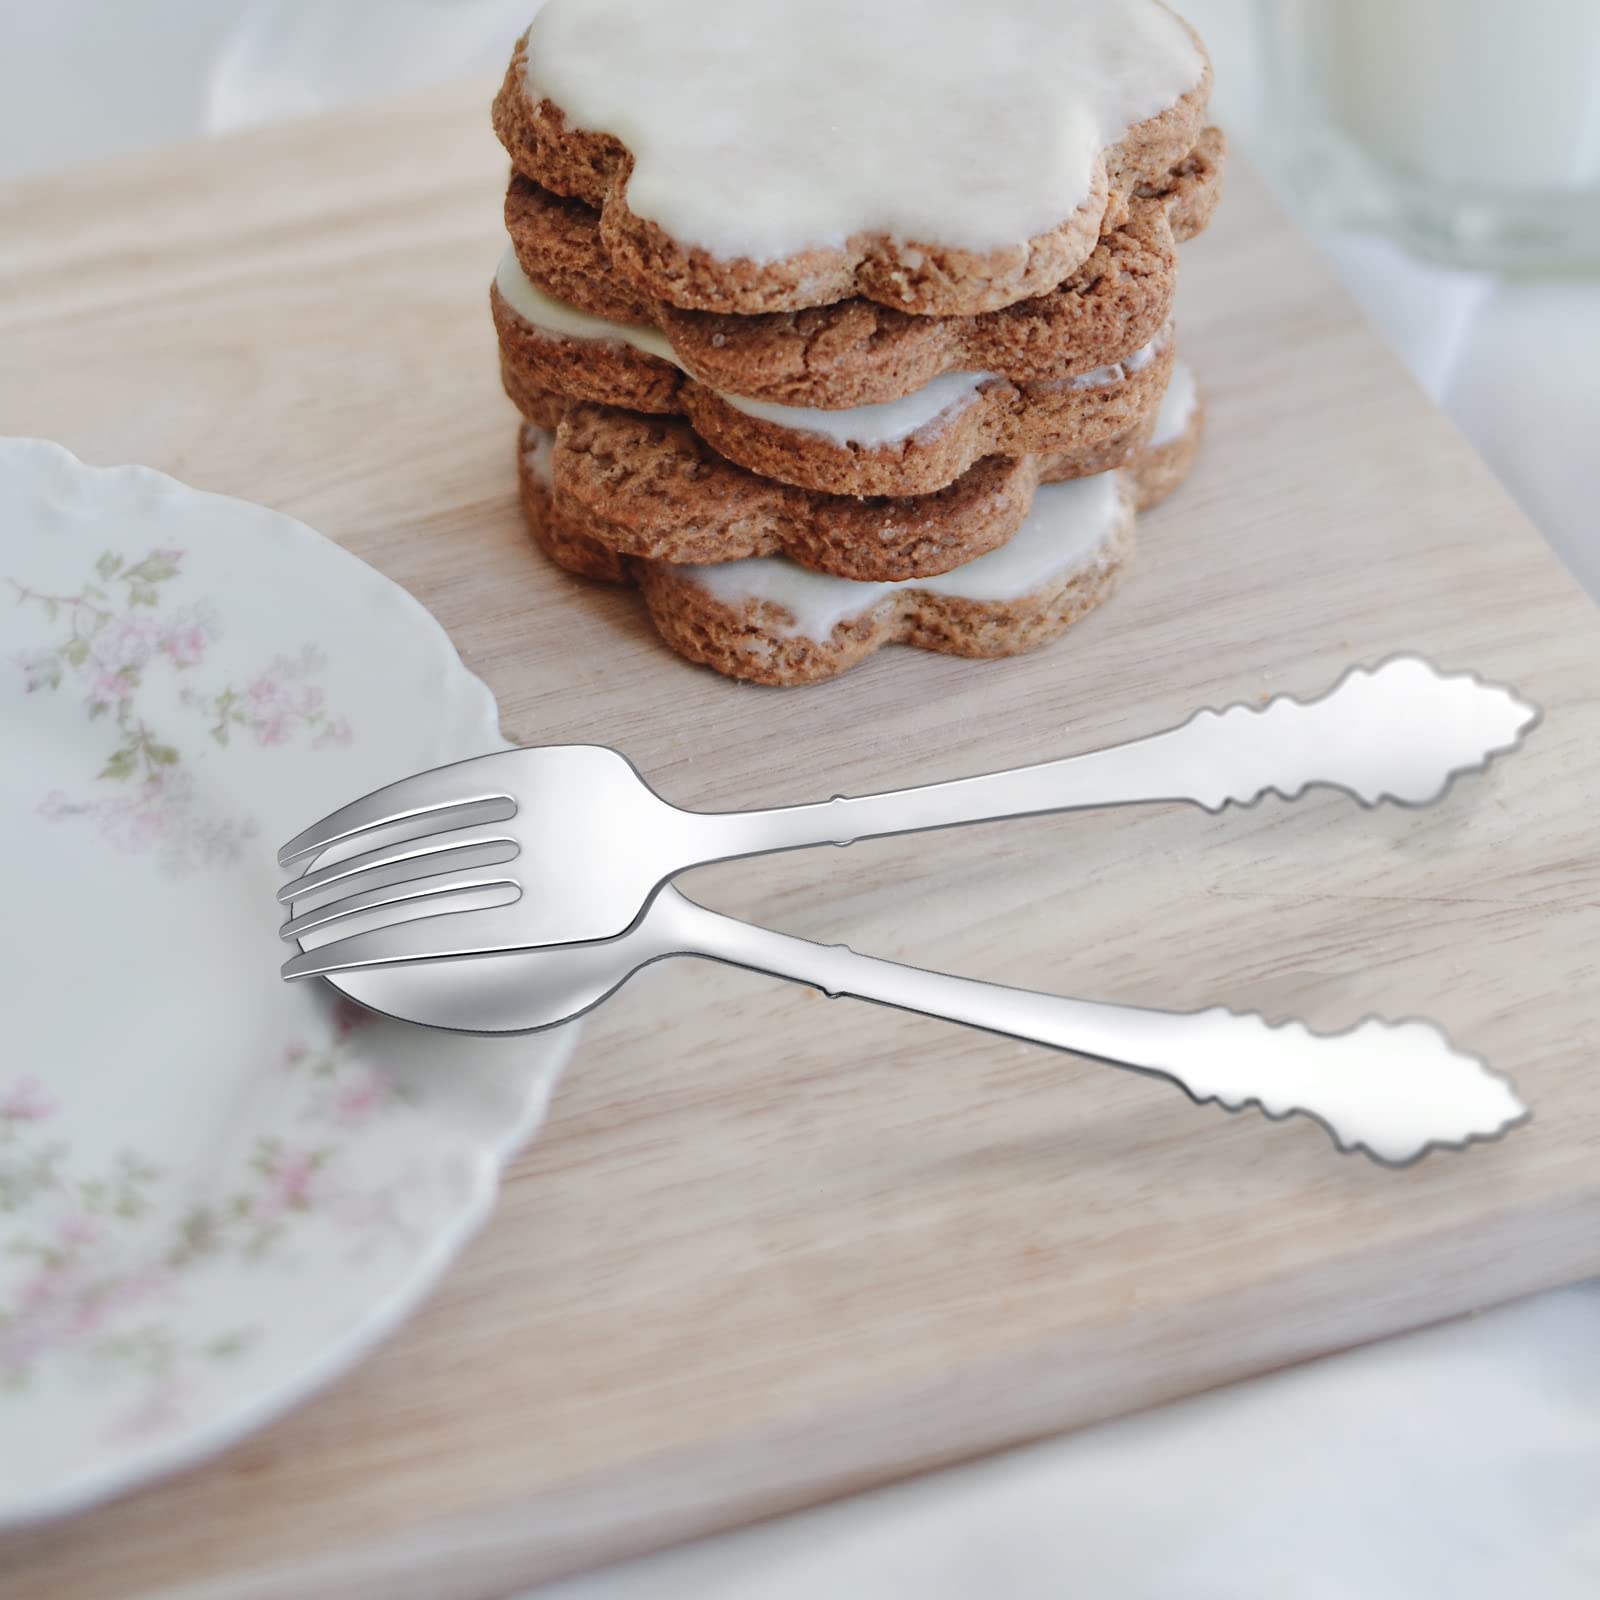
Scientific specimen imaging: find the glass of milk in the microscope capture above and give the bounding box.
[1261,0,1600,269]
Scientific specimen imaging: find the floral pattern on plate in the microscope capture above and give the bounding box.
[0,438,577,1526]
[14,542,351,871]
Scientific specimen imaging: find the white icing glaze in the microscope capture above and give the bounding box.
[1069,326,1169,391]
[719,373,990,447]
[1152,358,1197,446]
[498,250,1159,447]
[499,247,992,444]
[522,0,1204,261]
[682,471,1126,641]
[1124,334,1165,376]
[1070,361,1125,391]
[496,246,677,364]
[522,427,555,485]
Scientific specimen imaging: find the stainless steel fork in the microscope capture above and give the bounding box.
[277,658,1537,980]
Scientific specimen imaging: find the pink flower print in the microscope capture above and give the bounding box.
[284,1041,310,1067]
[160,623,208,669]
[92,619,153,673]
[57,1211,103,1249]
[313,717,354,750]
[0,1270,75,1375]
[99,1264,177,1318]
[253,712,293,748]
[331,1067,392,1129]
[1,1077,56,1122]
[256,1148,322,1220]
[246,673,285,710]
[89,669,135,710]
[93,779,174,853]
[296,685,324,715]
[15,1260,78,1313]
[244,672,298,744]
[333,996,374,1037]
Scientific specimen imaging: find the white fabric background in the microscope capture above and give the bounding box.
[532,1285,1600,1600]
[2,4,1596,1594]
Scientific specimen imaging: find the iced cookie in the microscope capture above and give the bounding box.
[494,0,1212,317]
[500,127,1224,410]
[494,250,1180,500]
[515,369,1203,684]
[1133,357,1204,508]
[521,355,1185,582]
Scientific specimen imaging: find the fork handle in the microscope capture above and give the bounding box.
[673,901,1525,1166]
[683,659,1533,857]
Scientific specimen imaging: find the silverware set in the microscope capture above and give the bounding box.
[278,658,1538,1164]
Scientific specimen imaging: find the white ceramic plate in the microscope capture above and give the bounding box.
[0,438,578,1526]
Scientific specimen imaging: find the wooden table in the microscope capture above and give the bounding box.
[2,75,1598,1600]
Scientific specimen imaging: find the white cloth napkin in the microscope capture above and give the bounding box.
[1314,234,1600,602]
[528,1284,1600,1599]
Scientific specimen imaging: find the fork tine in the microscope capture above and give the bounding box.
[279,873,522,942]
[281,901,539,981]
[276,827,520,907]
[276,757,516,869]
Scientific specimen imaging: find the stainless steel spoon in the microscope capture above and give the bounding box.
[315,882,1529,1167]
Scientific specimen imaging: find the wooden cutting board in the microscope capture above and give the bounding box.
[2,76,1599,1600]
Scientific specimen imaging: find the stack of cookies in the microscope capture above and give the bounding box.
[491,0,1224,686]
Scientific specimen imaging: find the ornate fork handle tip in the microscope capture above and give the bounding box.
[1175,657,1540,814]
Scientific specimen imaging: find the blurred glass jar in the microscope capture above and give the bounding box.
[1260,0,1600,271]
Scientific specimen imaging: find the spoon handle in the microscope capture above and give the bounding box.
[675,898,1526,1166]
[689,659,1536,858]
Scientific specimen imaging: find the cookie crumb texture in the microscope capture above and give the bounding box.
[497,0,1212,316]
[516,393,1204,686]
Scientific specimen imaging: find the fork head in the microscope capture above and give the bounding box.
[277,744,690,978]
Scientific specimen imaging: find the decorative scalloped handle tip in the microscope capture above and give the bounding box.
[1151,1007,1528,1165]
[1172,657,1539,813]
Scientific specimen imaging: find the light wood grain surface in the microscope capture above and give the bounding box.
[2,75,1598,1600]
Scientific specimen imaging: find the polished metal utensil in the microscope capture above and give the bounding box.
[308,883,1527,1167]
[278,658,1537,980]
